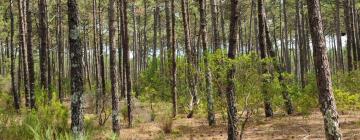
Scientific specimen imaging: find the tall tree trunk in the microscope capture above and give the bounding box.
[296,0,306,88]
[306,0,342,139]
[142,0,148,70]
[210,0,220,51]
[98,0,106,114]
[199,0,216,126]
[220,1,227,49]
[18,0,29,107]
[68,0,84,135]
[9,0,19,111]
[165,0,171,77]
[226,0,240,138]
[258,0,273,117]
[93,0,100,114]
[335,0,344,72]
[152,0,159,70]
[25,0,35,108]
[181,0,199,119]
[117,0,125,99]
[344,0,354,71]
[248,0,255,53]
[57,0,64,103]
[108,0,120,133]
[120,0,132,127]
[17,47,23,106]
[283,0,291,73]
[170,0,177,118]
[263,4,294,115]
[39,0,48,92]
[350,0,358,68]
[353,0,360,65]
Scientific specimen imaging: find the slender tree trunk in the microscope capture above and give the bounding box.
[350,0,358,68]
[18,0,30,107]
[258,0,273,117]
[117,0,125,99]
[283,0,291,73]
[120,0,132,127]
[165,0,171,76]
[132,4,139,98]
[353,1,360,65]
[306,0,342,139]
[0,42,2,76]
[263,4,294,115]
[226,0,240,138]
[25,0,35,108]
[143,0,148,70]
[68,0,84,135]
[170,0,177,118]
[57,0,64,103]
[335,0,344,72]
[153,0,159,70]
[210,0,220,51]
[9,0,19,111]
[98,1,106,113]
[17,47,22,106]
[344,0,354,71]
[39,0,48,92]
[248,0,255,53]
[220,1,226,49]
[93,0,100,114]
[198,0,216,126]
[296,0,306,88]
[181,0,199,119]
[108,0,120,133]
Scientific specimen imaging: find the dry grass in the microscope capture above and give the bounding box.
[160,117,173,134]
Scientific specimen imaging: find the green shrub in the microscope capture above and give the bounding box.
[334,89,360,111]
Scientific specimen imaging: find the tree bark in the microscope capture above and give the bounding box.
[170,0,177,118]
[335,0,344,72]
[120,0,132,127]
[226,0,239,138]
[57,0,64,103]
[98,0,106,115]
[25,0,35,108]
[258,0,273,117]
[108,0,120,133]
[344,0,354,71]
[306,0,343,139]
[39,0,48,92]
[152,0,159,70]
[283,0,291,73]
[18,0,30,107]
[68,0,84,135]
[181,0,199,119]
[9,0,19,111]
[210,0,220,51]
[199,0,216,126]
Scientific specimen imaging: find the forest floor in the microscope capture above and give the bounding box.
[111,111,360,140]
[83,98,360,140]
